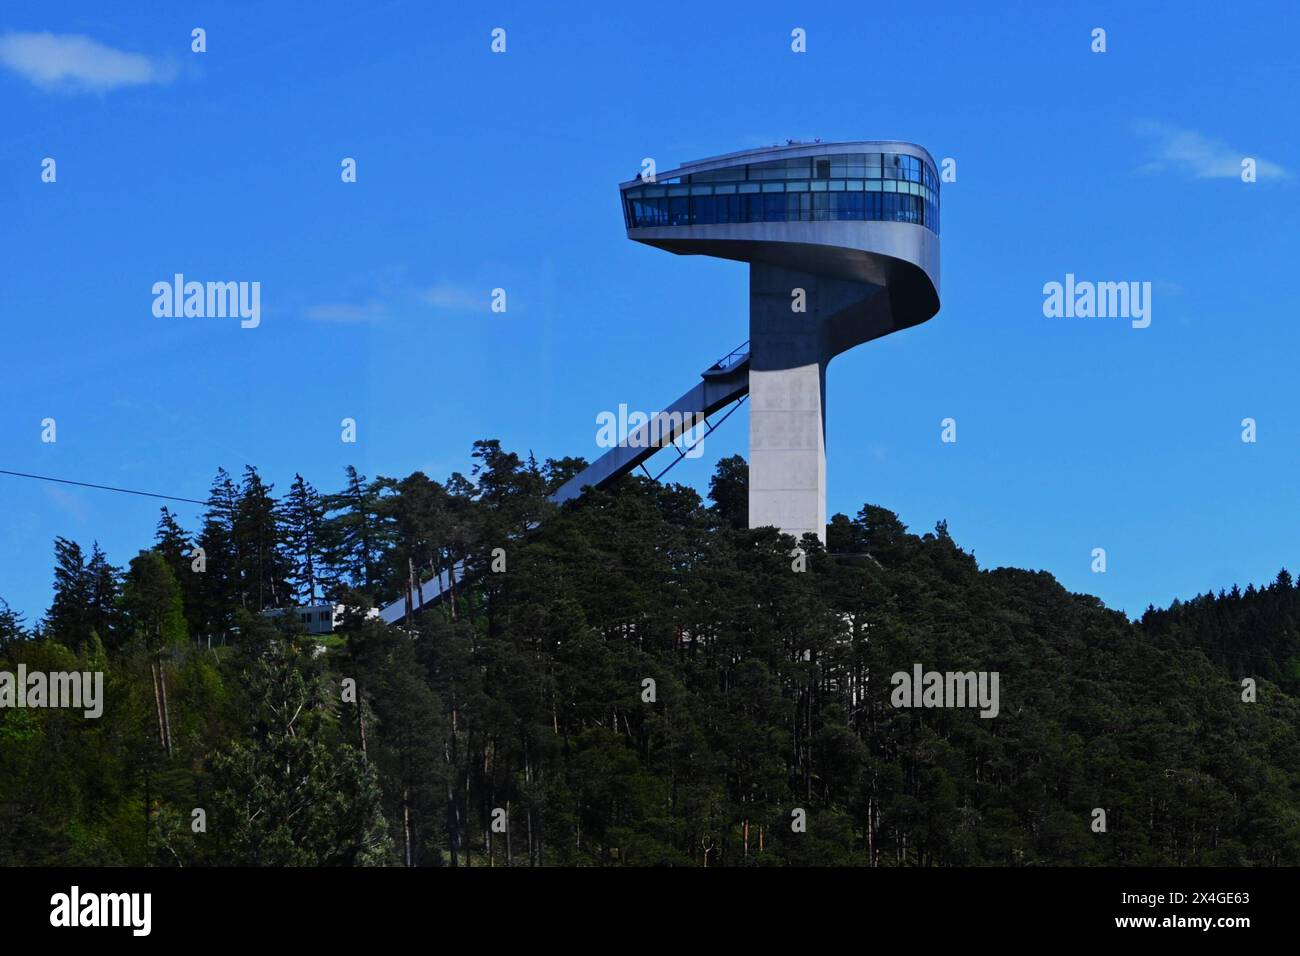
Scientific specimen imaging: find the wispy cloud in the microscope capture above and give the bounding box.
[0,31,175,93]
[1133,120,1287,180]
[45,487,89,523]
[421,283,486,312]
[303,300,387,324]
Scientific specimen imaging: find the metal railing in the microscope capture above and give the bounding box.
[709,340,750,372]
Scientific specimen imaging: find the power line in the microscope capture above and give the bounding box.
[0,469,207,506]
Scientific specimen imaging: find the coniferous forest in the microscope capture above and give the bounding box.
[3,441,1299,867]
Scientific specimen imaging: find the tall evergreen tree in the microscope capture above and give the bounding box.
[85,541,121,647]
[0,597,25,652]
[707,454,748,529]
[321,466,391,599]
[196,468,239,638]
[154,507,190,572]
[233,466,291,611]
[282,473,325,605]
[154,507,203,637]
[208,621,392,865]
[45,536,91,650]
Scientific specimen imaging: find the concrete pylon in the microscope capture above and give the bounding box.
[748,263,894,542]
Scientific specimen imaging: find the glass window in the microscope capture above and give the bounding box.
[626,151,939,235]
[833,192,864,220]
[693,167,744,183]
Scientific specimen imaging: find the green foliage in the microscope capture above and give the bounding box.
[6,444,1300,866]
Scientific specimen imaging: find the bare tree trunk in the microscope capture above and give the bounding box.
[149,660,166,753]
[867,794,875,865]
[463,766,472,866]
[486,742,494,867]
[356,698,368,761]
[525,747,535,866]
[446,775,459,868]
[158,658,173,757]
[444,549,457,622]
[403,787,412,867]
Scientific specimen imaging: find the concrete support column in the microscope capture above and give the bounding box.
[748,362,827,542]
[748,264,829,543]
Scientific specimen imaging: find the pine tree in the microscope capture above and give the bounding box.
[195,469,239,639]
[0,597,25,652]
[282,473,325,605]
[46,537,91,650]
[708,455,748,529]
[154,507,190,572]
[155,507,202,637]
[85,542,121,647]
[321,466,391,598]
[233,466,290,611]
[208,622,392,865]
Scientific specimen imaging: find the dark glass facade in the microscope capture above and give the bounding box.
[623,151,939,235]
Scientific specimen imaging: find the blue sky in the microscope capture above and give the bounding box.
[1,0,1296,622]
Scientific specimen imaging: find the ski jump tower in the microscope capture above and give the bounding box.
[381,141,941,622]
[556,140,941,542]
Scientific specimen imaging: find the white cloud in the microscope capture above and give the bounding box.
[303,300,387,324]
[0,31,175,93]
[44,487,89,523]
[421,283,485,312]
[1133,120,1287,180]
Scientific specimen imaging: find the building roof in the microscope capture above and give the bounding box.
[620,140,938,189]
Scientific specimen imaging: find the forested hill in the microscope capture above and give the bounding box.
[2,443,1299,866]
